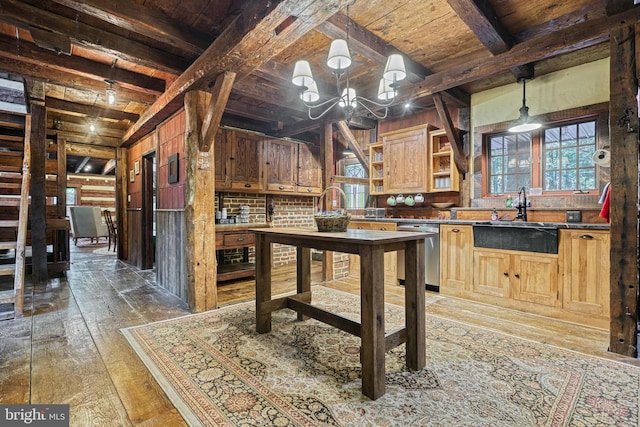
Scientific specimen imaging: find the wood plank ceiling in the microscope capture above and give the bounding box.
[0,0,631,173]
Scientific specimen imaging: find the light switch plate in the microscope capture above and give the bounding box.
[566,210,582,223]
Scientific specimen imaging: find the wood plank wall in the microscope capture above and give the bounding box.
[66,174,116,212]
[156,210,187,301]
[154,111,187,297]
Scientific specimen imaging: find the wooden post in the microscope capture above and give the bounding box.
[608,3,638,356]
[30,101,47,283]
[116,147,128,259]
[184,91,218,312]
[320,121,334,281]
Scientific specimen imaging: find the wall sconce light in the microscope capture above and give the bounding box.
[89,122,96,133]
[105,80,116,105]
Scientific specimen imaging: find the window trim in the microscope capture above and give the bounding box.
[474,102,609,199]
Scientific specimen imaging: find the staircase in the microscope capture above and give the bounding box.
[0,116,30,320]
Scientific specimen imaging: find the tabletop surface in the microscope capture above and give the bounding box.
[250,227,429,245]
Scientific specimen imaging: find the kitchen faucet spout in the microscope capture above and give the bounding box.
[515,187,528,221]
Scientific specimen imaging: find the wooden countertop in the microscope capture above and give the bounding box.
[215,223,268,233]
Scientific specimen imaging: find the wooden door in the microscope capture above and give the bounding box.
[383,126,428,194]
[297,143,322,195]
[229,131,264,191]
[511,253,558,306]
[214,129,230,189]
[473,249,509,297]
[264,138,297,193]
[439,224,473,292]
[560,230,610,317]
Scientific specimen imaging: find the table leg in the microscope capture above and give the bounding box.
[296,246,311,321]
[255,233,272,333]
[360,245,386,400]
[404,240,426,371]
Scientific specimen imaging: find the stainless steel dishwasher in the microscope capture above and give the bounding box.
[397,224,440,292]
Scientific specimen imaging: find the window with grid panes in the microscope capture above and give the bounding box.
[543,121,596,191]
[487,132,532,194]
[344,163,367,209]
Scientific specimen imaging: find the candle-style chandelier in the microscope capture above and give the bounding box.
[291,1,406,121]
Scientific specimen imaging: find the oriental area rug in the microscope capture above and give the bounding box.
[122,286,640,426]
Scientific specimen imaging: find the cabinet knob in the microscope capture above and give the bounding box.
[307,188,312,192]
[514,273,520,278]
[357,226,364,229]
[380,227,387,231]
[237,237,245,242]
[244,184,251,188]
[279,186,284,190]
[579,235,594,240]
[503,272,508,276]
[452,228,460,233]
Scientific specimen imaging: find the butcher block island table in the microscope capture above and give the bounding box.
[251,227,427,400]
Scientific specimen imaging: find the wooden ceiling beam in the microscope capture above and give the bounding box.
[200,72,236,152]
[315,14,470,107]
[404,5,640,101]
[122,0,353,146]
[46,98,139,122]
[66,142,116,159]
[74,156,91,173]
[102,158,116,175]
[55,130,120,147]
[50,0,212,56]
[0,57,157,105]
[0,0,190,74]
[445,0,532,79]
[224,98,299,124]
[47,118,124,139]
[0,35,165,95]
[335,121,369,176]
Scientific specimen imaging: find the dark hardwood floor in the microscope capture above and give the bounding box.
[0,239,636,425]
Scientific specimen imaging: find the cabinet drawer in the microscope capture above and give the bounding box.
[222,232,254,248]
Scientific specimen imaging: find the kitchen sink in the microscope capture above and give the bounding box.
[473,223,558,254]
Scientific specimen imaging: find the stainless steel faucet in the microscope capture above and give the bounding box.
[515,187,528,221]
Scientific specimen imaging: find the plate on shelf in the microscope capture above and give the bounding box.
[432,202,455,209]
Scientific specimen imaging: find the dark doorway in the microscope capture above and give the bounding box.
[141,153,155,270]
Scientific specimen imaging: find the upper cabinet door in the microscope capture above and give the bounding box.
[297,143,322,195]
[382,126,429,194]
[264,138,297,193]
[229,131,264,191]
[214,129,230,189]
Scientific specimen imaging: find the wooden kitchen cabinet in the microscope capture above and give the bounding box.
[229,131,264,191]
[439,224,473,293]
[348,220,397,285]
[381,125,430,194]
[264,138,297,193]
[559,229,610,320]
[297,143,322,195]
[215,229,256,282]
[473,248,558,306]
[428,128,459,192]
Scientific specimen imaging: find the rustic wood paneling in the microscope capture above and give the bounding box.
[127,209,142,269]
[156,210,187,302]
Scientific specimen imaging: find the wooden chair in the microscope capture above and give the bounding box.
[102,209,117,252]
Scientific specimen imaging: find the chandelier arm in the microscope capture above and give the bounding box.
[357,95,395,108]
[307,98,344,120]
[301,96,340,110]
[355,99,388,120]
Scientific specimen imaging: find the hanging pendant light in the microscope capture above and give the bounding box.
[508,78,541,133]
[105,80,116,106]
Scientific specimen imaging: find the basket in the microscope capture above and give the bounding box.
[314,186,351,232]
